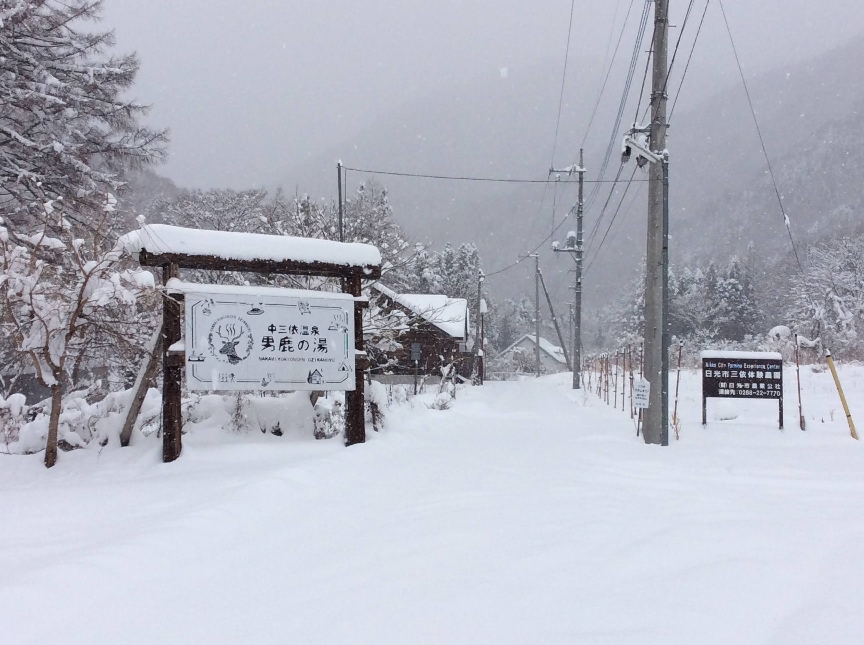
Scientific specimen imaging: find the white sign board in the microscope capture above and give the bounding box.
[633,378,651,409]
[184,288,355,391]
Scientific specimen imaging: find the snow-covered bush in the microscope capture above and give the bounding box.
[429,392,454,411]
[0,393,28,451]
[3,386,161,455]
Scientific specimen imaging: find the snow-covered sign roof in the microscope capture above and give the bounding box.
[372,283,468,339]
[700,350,782,361]
[119,224,381,269]
[499,334,567,364]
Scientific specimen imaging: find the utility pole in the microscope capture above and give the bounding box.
[622,0,670,445]
[476,270,485,383]
[551,150,586,389]
[479,295,487,385]
[533,254,541,377]
[337,161,344,242]
[519,253,541,377]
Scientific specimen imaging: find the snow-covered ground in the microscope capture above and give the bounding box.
[3,365,864,644]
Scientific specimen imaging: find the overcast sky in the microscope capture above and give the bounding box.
[102,0,864,190]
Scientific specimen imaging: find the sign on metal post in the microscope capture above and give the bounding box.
[701,351,783,429]
[633,378,651,409]
[410,343,422,362]
[185,288,355,391]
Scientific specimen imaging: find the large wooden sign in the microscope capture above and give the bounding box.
[185,288,355,391]
[701,351,783,428]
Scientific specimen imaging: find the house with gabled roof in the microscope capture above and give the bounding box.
[367,283,471,377]
[494,334,569,375]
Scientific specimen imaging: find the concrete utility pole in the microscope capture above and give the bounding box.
[476,269,485,382]
[533,254,541,377]
[337,161,344,243]
[519,253,542,377]
[551,150,586,389]
[642,0,670,446]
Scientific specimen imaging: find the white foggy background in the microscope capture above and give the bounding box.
[103,0,864,308]
[104,0,863,188]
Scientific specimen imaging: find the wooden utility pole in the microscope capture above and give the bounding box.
[551,150,586,389]
[641,0,670,446]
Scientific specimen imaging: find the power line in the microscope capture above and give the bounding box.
[341,166,645,184]
[634,43,653,126]
[639,0,697,123]
[716,0,806,275]
[669,0,711,123]
[485,205,576,277]
[550,0,577,167]
[585,163,626,250]
[580,0,638,149]
[584,166,641,276]
[584,0,652,213]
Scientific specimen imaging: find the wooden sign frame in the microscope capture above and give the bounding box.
[133,238,380,462]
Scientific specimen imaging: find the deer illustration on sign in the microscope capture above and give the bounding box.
[208,316,253,366]
[218,325,244,364]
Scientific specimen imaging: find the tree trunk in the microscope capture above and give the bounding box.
[44,382,62,468]
[119,325,163,447]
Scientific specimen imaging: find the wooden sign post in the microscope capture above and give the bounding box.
[120,224,381,462]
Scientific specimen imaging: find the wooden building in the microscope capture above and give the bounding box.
[368,283,471,378]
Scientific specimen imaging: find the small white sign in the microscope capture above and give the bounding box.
[185,288,355,391]
[633,378,651,409]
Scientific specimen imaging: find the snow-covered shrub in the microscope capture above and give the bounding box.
[313,397,344,440]
[429,392,453,411]
[0,393,28,451]
[4,386,161,455]
[366,380,388,431]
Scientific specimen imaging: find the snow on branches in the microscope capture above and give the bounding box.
[0,192,157,466]
[0,1,167,228]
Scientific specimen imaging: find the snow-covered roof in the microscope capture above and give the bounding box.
[166,279,355,301]
[700,350,782,361]
[499,334,567,364]
[119,224,381,268]
[372,283,468,339]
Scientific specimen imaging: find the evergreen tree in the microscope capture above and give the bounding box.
[437,243,458,296]
[0,1,167,230]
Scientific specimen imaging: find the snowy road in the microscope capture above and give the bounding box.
[3,369,864,644]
